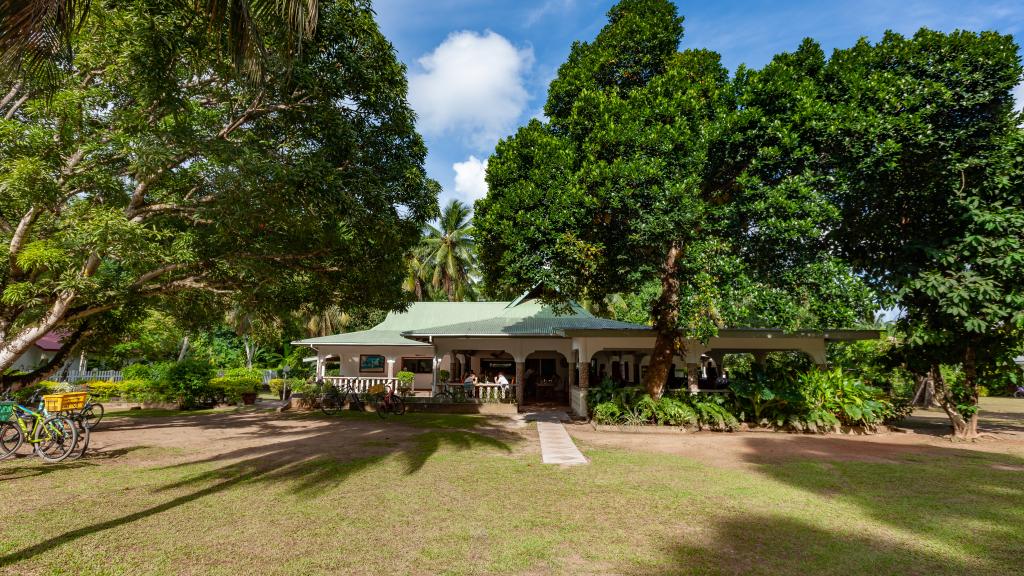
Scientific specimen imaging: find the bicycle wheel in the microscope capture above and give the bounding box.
[0,422,23,459]
[67,419,90,460]
[390,395,405,416]
[374,395,387,419]
[320,387,341,416]
[35,416,78,463]
[82,403,104,430]
[347,391,365,412]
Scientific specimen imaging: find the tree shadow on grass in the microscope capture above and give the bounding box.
[0,415,515,568]
[638,513,994,576]
[727,437,1024,574]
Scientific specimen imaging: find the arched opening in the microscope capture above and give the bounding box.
[524,350,570,404]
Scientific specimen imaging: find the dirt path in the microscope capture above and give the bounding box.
[73,398,1024,474]
[568,397,1024,470]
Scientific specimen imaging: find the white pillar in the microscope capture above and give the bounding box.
[386,358,396,379]
[316,352,325,379]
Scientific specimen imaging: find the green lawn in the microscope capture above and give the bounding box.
[1,412,1022,575]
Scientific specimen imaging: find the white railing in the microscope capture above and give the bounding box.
[65,369,122,382]
[435,382,511,402]
[324,376,399,394]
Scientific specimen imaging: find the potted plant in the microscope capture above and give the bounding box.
[396,371,415,396]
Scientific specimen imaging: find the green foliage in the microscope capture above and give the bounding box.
[268,378,303,398]
[84,380,121,401]
[0,0,438,378]
[409,200,479,302]
[476,0,876,396]
[163,360,216,410]
[395,370,415,395]
[210,368,262,403]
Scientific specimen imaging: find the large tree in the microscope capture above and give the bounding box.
[0,0,318,90]
[817,30,1024,437]
[476,0,871,397]
[0,0,437,386]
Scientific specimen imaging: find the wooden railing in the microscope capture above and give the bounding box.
[323,376,399,393]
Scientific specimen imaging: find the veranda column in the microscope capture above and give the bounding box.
[578,362,590,417]
[687,363,699,393]
[569,360,577,401]
[515,360,525,407]
[386,358,396,379]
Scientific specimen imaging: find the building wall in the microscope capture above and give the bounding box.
[11,347,45,372]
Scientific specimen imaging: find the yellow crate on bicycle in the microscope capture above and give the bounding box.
[367,383,385,395]
[43,392,88,412]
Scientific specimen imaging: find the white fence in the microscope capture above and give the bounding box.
[323,376,399,394]
[64,369,123,382]
[63,368,280,384]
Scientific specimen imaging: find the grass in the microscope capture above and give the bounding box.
[1,412,1022,575]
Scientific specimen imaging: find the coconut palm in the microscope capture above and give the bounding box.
[420,199,477,302]
[0,0,317,89]
[402,251,431,302]
[302,304,351,338]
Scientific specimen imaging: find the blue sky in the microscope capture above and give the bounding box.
[373,0,1024,209]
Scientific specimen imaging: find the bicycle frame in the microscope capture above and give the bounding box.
[10,404,59,445]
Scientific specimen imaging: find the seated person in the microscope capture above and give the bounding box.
[496,371,510,389]
[463,370,477,397]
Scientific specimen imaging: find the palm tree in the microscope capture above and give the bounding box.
[402,251,431,302]
[0,0,317,89]
[420,199,477,302]
[302,304,351,338]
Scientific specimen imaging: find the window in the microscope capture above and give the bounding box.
[402,358,433,374]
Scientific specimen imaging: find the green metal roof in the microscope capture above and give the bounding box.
[293,297,880,347]
[292,329,429,347]
[292,298,649,346]
[403,299,649,337]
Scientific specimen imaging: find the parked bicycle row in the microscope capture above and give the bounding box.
[309,379,406,419]
[1,389,104,463]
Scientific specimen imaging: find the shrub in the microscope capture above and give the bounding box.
[592,401,623,424]
[396,371,415,395]
[268,378,303,398]
[164,359,216,409]
[118,379,161,403]
[653,396,696,426]
[85,380,121,401]
[210,368,262,404]
[687,393,740,431]
[437,369,450,383]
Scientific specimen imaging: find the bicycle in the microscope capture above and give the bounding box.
[0,391,78,462]
[33,391,91,460]
[73,393,104,430]
[313,379,366,416]
[373,384,405,418]
[433,382,469,403]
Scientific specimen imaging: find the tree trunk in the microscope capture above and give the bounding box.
[642,243,683,399]
[932,362,977,440]
[244,336,253,369]
[911,371,937,407]
[177,336,190,362]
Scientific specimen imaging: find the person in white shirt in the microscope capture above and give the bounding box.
[496,371,509,389]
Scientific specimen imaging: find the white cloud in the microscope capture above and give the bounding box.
[409,30,534,150]
[452,155,489,203]
[1013,81,1024,112]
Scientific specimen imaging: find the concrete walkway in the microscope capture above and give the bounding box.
[526,412,588,465]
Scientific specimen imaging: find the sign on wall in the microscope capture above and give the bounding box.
[359,354,385,373]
